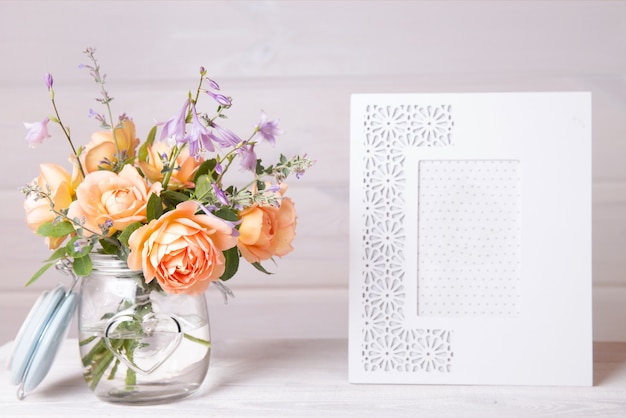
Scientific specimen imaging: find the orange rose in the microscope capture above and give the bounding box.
[81,119,140,173]
[67,164,161,237]
[237,195,297,263]
[24,163,76,249]
[127,201,238,295]
[137,141,202,189]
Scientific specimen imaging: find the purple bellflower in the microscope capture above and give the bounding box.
[205,77,220,91]
[255,110,283,146]
[160,98,189,143]
[24,117,51,148]
[238,142,257,172]
[184,104,215,158]
[212,183,230,206]
[212,123,243,148]
[204,90,231,107]
[44,73,53,91]
[195,201,240,237]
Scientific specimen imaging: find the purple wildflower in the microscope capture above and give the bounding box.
[183,104,215,158]
[195,201,240,237]
[203,89,231,106]
[24,117,51,148]
[238,143,257,172]
[160,98,189,142]
[98,218,114,235]
[44,73,53,91]
[88,108,107,125]
[212,183,230,206]
[72,238,90,254]
[266,183,281,193]
[205,77,220,90]
[212,123,242,148]
[255,110,283,146]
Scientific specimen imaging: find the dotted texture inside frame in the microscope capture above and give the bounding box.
[417,160,522,317]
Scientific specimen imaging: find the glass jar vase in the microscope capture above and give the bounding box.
[77,253,211,404]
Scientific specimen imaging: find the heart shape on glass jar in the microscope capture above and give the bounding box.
[104,311,183,375]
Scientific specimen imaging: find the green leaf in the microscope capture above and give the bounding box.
[263,164,274,175]
[255,159,266,176]
[44,246,68,262]
[138,126,158,162]
[25,262,55,287]
[137,142,149,163]
[73,255,93,277]
[194,174,212,200]
[214,207,239,223]
[36,220,75,238]
[66,237,93,258]
[161,190,190,207]
[146,193,163,222]
[219,246,239,281]
[118,222,143,246]
[145,125,157,146]
[256,180,266,191]
[99,237,120,254]
[194,159,218,183]
[252,261,274,275]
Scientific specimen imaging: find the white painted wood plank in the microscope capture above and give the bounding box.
[0,287,350,345]
[3,177,625,291]
[1,285,624,349]
[0,338,625,417]
[0,183,348,292]
[3,73,626,189]
[1,1,626,83]
[1,0,625,349]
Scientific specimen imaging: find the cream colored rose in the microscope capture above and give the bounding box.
[127,201,238,295]
[81,119,140,173]
[24,163,76,249]
[67,164,161,237]
[136,141,202,189]
[237,196,297,263]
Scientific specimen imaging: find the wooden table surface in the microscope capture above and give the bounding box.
[1,339,625,417]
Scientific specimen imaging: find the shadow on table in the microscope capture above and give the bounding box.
[203,338,347,395]
[593,342,626,386]
[18,373,86,401]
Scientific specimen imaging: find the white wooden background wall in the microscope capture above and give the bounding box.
[0,0,624,343]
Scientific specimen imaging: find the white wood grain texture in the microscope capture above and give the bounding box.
[1,1,625,343]
[1,286,625,347]
[2,177,624,289]
[0,338,625,418]
[1,1,626,82]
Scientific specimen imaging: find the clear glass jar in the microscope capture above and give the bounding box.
[77,253,211,404]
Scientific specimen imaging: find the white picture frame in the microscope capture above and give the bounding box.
[348,92,592,386]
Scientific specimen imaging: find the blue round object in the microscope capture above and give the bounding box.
[9,285,78,399]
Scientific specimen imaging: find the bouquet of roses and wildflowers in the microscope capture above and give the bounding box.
[21,48,314,295]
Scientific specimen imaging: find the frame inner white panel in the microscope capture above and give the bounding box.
[416,160,522,317]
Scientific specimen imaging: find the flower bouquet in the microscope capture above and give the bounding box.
[19,48,313,403]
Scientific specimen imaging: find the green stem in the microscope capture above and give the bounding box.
[125,367,137,388]
[87,347,115,391]
[183,333,211,348]
[45,198,104,237]
[160,144,184,190]
[50,97,86,178]
[186,70,207,121]
[215,141,248,187]
[83,48,123,171]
